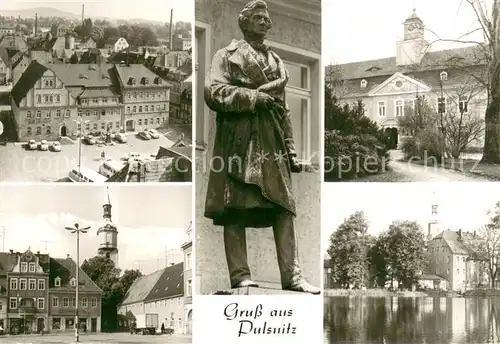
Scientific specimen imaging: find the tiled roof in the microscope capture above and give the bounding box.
[144,262,183,302]
[329,45,487,96]
[11,60,49,105]
[433,230,483,256]
[48,63,116,87]
[49,257,102,293]
[80,88,119,98]
[114,64,172,88]
[121,268,165,306]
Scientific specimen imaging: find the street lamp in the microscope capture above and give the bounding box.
[74,118,90,175]
[65,223,90,343]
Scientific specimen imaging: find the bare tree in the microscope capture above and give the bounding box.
[436,75,485,158]
[424,0,500,163]
[476,201,500,288]
[325,65,349,101]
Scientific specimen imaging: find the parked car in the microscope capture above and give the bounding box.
[52,141,61,152]
[148,128,160,139]
[39,140,49,151]
[83,135,96,145]
[114,132,127,143]
[138,131,151,140]
[27,139,37,150]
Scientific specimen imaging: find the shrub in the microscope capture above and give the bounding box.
[401,127,443,162]
[324,87,389,180]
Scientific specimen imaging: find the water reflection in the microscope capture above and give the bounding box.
[324,296,500,344]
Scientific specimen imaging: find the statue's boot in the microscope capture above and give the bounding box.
[273,210,321,295]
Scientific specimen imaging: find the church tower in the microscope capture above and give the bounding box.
[97,187,119,266]
[396,9,429,66]
[427,191,440,241]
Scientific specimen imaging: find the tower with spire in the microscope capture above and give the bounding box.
[97,187,119,266]
[427,190,440,241]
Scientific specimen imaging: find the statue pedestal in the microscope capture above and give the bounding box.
[226,287,308,296]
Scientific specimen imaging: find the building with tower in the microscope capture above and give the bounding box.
[423,191,490,292]
[329,8,487,149]
[97,187,118,267]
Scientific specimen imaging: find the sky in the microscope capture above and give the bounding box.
[324,0,493,64]
[0,184,192,275]
[322,182,500,254]
[0,0,193,22]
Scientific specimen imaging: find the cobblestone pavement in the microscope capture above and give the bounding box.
[0,134,175,182]
[0,332,191,343]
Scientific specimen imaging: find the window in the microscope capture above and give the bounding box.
[9,298,17,309]
[70,278,77,287]
[36,126,42,135]
[395,100,404,117]
[52,318,61,330]
[459,96,469,113]
[378,101,386,117]
[144,119,148,125]
[28,279,36,290]
[437,97,446,113]
[21,262,27,272]
[63,297,69,307]
[186,253,191,269]
[56,95,60,102]
[37,95,41,103]
[102,110,106,116]
[78,110,81,117]
[82,297,88,308]
[45,80,49,87]
[38,298,45,309]
[65,110,70,117]
[127,106,130,114]
[27,127,32,135]
[72,298,76,307]
[138,119,142,125]
[139,106,142,112]
[38,279,45,290]
[133,92,137,99]
[187,279,192,296]
[440,71,448,81]
[91,298,97,308]
[26,111,32,118]
[49,80,53,87]
[49,95,53,102]
[139,92,143,99]
[52,296,59,307]
[360,79,367,88]
[29,263,35,272]
[93,123,98,130]
[19,279,27,290]
[101,122,105,129]
[133,106,137,113]
[10,278,17,290]
[46,111,51,118]
[55,277,61,287]
[145,105,148,112]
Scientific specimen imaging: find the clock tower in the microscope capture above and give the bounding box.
[396,9,429,66]
[97,187,119,267]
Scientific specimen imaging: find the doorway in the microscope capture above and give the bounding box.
[37,318,44,332]
[60,125,67,137]
[384,127,398,150]
[126,120,134,132]
[91,318,97,332]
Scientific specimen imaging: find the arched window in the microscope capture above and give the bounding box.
[127,106,130,113]
[44,95,48,102]
[360,79,367,88]
[139,106,142,112]
[145,105,148,112]
[49,95,53,102]
[133,106,137,113]
[56,95,61,102]
[440,71,448,81]
[36,126,41,135]
[37,95,41,103]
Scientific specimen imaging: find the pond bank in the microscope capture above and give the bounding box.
[324,289,459,297]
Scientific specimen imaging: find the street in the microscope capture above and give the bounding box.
[352,150,493,182]
[0,134,174,182]
[0,332,191,343]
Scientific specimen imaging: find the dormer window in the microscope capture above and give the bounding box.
[142,77,149,85]
[440,71,448,81]
[366,66,381,72]
[155,76,162,85]
[360,79,367,88]
[20,262,27,273]
[70,278,77,287]
[54,277,61,287]
[128,77,136,85]
[29,262,35,272]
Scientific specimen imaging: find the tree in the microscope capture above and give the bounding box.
[475,201,500,288]
[327,211,372,288]
[69,52,78,64]
[384,221,426,289]
[425,1,499,163]
[81,256,142,331]
[368,232,390,288]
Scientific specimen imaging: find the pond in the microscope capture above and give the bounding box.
[324,296,500,344]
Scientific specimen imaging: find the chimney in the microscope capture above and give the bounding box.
[170,263,174,266]
[9,249,13,254]
[458,229,462,239]
[169,9,173,51]
[81,4,84,25]
[66,254,70,259]
[474,231,476,238]
[34,13,38,37]
[36,251,40,255]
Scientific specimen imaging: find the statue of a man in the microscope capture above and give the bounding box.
[204,0,320,294]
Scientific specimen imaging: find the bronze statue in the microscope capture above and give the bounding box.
[204,0,320,294]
